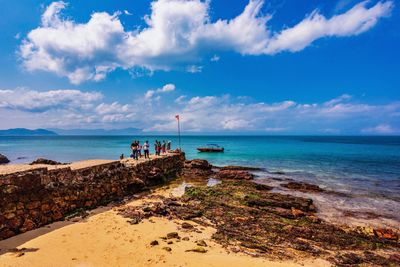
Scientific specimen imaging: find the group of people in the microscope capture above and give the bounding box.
[128,140,171,160]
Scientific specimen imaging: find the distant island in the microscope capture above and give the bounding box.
[0,128,58,136]
[0,128,142,136]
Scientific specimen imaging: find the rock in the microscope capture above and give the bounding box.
[20,219,36,232]
[185,247,207,253]
[166,232,180,239]
[219,165,263,171]
[162,247,172,252]
[281,181,324,193]
[216,170,254,180]
[182,159,213,178]
[182,237,190,241]
[29,158,62,165]
[373,228,399,241]
[334,252,363,265]
[184,159,211,170]
[270,171,285,175]
[389,254,400,263]
[0,154,10,164]
[150,240,159,246]
[167,241,173,244]
[181,222,194,229]
[196,240,208,247]
[291,208,306,218]
[254,183,273,191]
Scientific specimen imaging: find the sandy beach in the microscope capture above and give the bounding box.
[0,180,330,267]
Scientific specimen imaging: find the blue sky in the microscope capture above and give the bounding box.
[0,0,399,134]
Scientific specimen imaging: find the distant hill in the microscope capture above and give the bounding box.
[50,127,142,136]
[0,128,58,136]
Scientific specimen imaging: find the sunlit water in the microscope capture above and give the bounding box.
[1,135,399,228]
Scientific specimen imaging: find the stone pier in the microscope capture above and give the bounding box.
[0,153,185,240]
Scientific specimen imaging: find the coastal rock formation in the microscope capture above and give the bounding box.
[182,159,213,178]
[0,153,185,240]
[216,169,254,180]
[282,181,325,193]
[118,180,400,266]
[373,228,399,241]
[184,159,211,170]
[30,158,63,165]
[0,154,10,164]
[218,165,263,171]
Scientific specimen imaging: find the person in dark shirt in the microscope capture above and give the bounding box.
[131,141,138,160]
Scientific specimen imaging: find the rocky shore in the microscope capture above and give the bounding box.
[1,157,399,266]
[118,159,400,266]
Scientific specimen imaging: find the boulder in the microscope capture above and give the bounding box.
[30,158,62,165]
[373,228,399,241]
[216,170,254,180]
[184,159,211,170]
[281,181,324,193]
[0,154,10,164]
[219,165,263,171]
[182,159,213,178]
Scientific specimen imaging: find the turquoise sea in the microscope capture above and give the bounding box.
[1,136,400,228]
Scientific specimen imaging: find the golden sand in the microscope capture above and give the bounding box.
[0,183,330,267]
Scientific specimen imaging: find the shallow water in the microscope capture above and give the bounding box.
[1,135,399,228]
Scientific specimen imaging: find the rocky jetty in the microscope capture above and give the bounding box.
[0,154,10,164]
[118,180,400,266]
[0,153,185,240]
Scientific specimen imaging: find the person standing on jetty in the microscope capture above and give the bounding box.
[137,141,142,158]
[143,140,150,159]
[130,140,138,160]
[162,140,166,154]
[167,140,171,151]
[154,140,159,156]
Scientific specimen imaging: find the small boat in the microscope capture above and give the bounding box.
[197,144,224,152]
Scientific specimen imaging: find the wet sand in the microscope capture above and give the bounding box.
[0,181,330,267]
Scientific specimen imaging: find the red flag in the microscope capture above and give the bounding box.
[175,114,180,120]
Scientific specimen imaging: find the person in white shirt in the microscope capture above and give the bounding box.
[143,140,150,159]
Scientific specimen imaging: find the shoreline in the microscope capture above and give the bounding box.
[0,178,331,267]
[1,157,399,266]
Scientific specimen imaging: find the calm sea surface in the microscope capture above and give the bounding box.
[1,135,400,227]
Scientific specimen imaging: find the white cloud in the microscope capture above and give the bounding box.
[186,65,203,73]
[1,87,399,134]
[124,10,132,16]
[362,124,397,134]
[19,0,393,84]
[95,102,131,115]
[145,83,176,99]
[210,55,220,62]
[0,88,102,112]
[157,83,175,93]
[266,1,393,54]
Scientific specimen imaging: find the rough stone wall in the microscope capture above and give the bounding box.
[0,153,185,240]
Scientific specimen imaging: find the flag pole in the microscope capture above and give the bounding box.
[176,115,181,151]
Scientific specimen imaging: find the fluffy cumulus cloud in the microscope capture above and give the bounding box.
[1,88,399,134]
[146,94,400,134]
[145,83,176,100]
[19,0,393,84]
[0,88,102,112]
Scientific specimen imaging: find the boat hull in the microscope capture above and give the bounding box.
[197,148,224,152]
